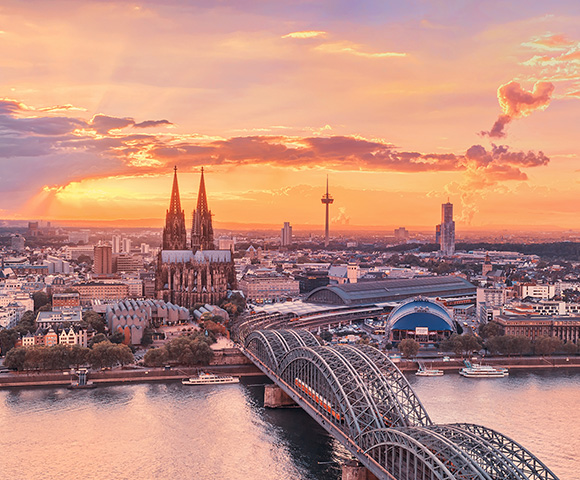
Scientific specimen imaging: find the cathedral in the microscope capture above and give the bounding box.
[155,167,237,308]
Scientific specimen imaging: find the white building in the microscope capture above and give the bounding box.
[0,306,22,329]
[68,230,90,244]
[112,235,122,254]
[65,245,95,260]
[239,271,300,303]
[217,237,235,252]
[518,284,556,300]
[36,310,83,328]
[122,278,143,297]
[121,238,132,253]
[43,255,73,274]
[328,264,359,284]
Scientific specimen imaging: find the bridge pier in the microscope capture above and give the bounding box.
[263,384,296,408]
[342,460,378,480]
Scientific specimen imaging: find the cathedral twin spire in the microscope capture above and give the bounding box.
[191,167,215,251]
[163,167,214,252]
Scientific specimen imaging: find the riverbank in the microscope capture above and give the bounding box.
[0,347,261,389]
[2,347,578,388]
[0,364,264,388]
[395,354,580,372]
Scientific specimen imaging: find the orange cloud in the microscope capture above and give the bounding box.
[0,97,551,225]
[481,81,555,138]
[282,31,327,39]
[524,34,575,51]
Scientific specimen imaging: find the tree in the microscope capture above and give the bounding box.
[113,344,134,366]
[89,333,108,348]
[220,292,246,318]
[485,336,507,355]
[82,310,106,334]
[143,348,168,367]
[479,321,502,339]
[77,254,92,265]
[0,328,19,355]
[88,341,134,369]
[535,336,563,356]
[16,311,36,335]
[399,339,420,358]
[511,336,532,356]
[32,291,51,311]
[202,320,226,337]
[4,347,27,371]
[149,334,215,367]
[109,331,126,344]
[141,327,154,347]
[69,345,90,368]
[562,341,578,355]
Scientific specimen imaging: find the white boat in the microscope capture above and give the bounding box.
[182,372,240,385]
[416,367,444,377]
[459,362,508,378]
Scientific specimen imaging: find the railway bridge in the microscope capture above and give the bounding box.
[240,328,559,480]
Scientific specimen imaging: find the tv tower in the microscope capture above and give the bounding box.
[321,176,334,247]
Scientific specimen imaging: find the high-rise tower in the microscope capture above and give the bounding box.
[281,222,292,246]
[162,166,187,250]
[321,176,334,248]
[438,200,455,256]
[191,167,215,252]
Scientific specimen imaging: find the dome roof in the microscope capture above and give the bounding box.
[387,297,455,332]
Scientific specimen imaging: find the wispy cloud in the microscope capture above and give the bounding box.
[282,30,327,39]
[0,97,551,224]
[522,33,575,51]
[315,41,406,58]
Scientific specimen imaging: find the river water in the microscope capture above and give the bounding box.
[0,369,577,480]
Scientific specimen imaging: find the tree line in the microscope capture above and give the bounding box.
[4,341,134,371]
[143,330,214,367]
[395,326,578,358]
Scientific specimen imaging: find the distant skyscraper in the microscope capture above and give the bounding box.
[281,222,293,246]
[438,201,455,256]
[122,238,132,254]
[10,234,25,252]
[321,176,334,247]
[94,244,113,275]
[112,235,122,254]
[394,227,409,242]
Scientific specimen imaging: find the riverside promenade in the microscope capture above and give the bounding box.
[0,347,261,389]
[1,347,578,389]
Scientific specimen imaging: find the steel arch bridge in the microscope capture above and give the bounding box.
[242,329,560,480]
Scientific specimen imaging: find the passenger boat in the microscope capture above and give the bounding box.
[459,362,508,378]
[416,367,444,376]
[181,372,239,385]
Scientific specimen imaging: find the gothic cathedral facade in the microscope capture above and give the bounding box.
[155,168,237,308]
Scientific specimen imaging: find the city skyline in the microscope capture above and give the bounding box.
[1,1,579,230]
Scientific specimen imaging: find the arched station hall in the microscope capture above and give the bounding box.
[386,297,457,344]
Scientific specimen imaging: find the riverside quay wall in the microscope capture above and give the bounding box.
[2,348,579,389]
[0,347,259,388]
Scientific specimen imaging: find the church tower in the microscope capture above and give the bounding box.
[162,166,187,250]
[191,167,215,252]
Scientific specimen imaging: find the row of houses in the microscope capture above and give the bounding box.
[18,325,94,348]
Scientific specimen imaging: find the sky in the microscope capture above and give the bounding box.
[0,0,579,231]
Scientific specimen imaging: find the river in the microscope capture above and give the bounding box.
[0,369,577,480]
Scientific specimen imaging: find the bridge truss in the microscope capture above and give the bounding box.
[242,329,560,480]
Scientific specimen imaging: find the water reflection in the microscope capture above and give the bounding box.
[0,370,577,480]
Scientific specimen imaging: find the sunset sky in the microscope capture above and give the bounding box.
[1,1,579,231]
